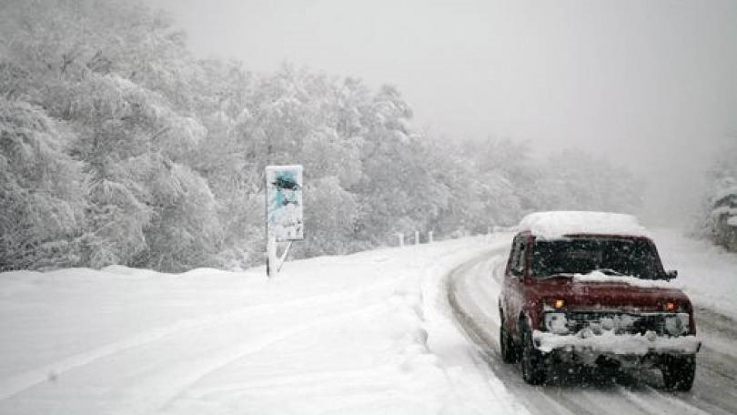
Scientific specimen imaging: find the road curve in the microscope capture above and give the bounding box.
[447,248,737,415]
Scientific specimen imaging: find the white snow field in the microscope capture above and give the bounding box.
[0,237,525,415]
[1,230,737,414]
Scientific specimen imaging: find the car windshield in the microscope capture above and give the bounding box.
[532,237,663,279]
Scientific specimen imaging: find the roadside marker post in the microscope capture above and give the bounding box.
[397,233,405,248]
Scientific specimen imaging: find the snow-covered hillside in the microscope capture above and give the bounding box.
[0,237,524,415]
[652,228,737,320]
[1,230,736,415]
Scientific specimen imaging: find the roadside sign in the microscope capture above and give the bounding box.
[265,165,304,277]
[266,165,304,242]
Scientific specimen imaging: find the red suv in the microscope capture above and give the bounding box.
[498,211,701,389]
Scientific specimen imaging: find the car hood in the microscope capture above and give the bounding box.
[526,277,692,313]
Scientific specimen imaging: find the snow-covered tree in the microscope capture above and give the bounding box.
[296,176,360,257]
[702,142,737,251]
[0,98,85,270]
[1,0,219,270]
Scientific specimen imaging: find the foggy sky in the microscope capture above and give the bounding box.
[146,0,737,225]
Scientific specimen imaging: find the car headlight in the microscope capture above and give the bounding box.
[664,313,689,336]
[544,312,569,334]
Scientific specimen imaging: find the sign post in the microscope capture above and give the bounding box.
[265,165,304,277]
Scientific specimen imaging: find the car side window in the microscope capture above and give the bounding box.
[507,240,519,277]
[511,237,526,277]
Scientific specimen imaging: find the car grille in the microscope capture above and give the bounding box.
[566,312,667,335]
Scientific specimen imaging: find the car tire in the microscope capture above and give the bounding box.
[662,355,695,391]
[520,319,546,385]
[500,318,519,364]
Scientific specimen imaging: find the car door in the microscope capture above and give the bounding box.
[502,234,526,335]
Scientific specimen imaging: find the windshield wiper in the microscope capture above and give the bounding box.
[592,268,626,276]
[537,269,627,279]
[537,273,575,280]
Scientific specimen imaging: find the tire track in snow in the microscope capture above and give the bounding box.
[618,386,711,415]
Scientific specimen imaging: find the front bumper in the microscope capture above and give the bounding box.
[533,330,701,357]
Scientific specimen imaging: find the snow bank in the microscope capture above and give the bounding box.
[519,211,650,239]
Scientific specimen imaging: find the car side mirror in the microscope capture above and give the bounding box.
[664,269,678,280]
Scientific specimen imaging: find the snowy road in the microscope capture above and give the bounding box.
[448,239,737,415]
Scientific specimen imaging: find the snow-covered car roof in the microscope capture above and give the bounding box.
[518,211,651,239]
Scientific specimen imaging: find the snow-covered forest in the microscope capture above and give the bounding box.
[1,0,653,272]
[701,141,737,252]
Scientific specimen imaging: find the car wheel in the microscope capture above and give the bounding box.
[500,318,519,364]
[520,319,547,385]
[662,355,695,391]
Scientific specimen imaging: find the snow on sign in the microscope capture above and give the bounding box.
[266,165,304,241]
